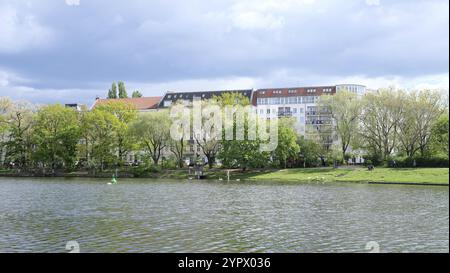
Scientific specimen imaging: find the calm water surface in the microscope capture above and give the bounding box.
[0,177,448,253]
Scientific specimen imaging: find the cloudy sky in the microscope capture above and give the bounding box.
[0,0,448,105]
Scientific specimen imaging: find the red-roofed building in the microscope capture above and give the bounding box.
[91,97,162,111]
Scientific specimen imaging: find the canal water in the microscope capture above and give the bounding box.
[0,177,448,253]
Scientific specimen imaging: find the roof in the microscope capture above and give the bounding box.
[91,97,162,111]
[159,89,253,108]
[252,86,336,105]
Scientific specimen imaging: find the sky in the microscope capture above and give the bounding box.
[0,0,448,106]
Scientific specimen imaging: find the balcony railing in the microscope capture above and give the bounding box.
[306,111,331,116]
[278,111,293,117]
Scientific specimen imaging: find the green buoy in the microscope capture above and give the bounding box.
[109,174,117,185]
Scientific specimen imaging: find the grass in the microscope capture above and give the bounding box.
[1,166,448,185]
[237,167,449,184]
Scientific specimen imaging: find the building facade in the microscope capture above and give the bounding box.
[253,84,366,164]
[158,89,253,108]
[88,84,366,165]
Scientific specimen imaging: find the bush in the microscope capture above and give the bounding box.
[129,160,161,177]
[162,158,178,169]
[363,154,383,166]
[391,155,449,168]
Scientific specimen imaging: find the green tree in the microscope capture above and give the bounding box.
[0,98,13,166]
[94,101,137,166]
[430,113,449,157]
[81,109,121,172]
[1,100,35,169]
[319,90,362,160]
[273,118,300,168]
[297,137,324,167]
[359,88,404,161]
[118,81,128,98]
[132,90,143,98]
[214,93,269,170]
[397,90,443,157]
[32,104,80,172]
[130,111,171,165]
[108,82,118,99]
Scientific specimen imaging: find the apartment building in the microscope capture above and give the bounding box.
[88,84,365,165]
[253,84,366,163]
[158,89,253,108]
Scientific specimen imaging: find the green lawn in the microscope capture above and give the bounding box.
[238,167,449,184]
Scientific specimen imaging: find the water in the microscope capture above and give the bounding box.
[0,177,448,253]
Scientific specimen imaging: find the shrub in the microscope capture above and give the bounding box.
[391,155,449,168]
[363,154,383,166]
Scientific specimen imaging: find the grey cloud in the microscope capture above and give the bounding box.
[0,0,448,102]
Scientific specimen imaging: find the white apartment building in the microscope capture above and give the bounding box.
[254,84,367,163]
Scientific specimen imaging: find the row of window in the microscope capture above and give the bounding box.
[257,96,319,105]
[258,108,305,114]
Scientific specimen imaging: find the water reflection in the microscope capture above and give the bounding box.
[0,178,448,253]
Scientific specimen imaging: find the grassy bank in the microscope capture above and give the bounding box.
[1,167,448,185]
[232,167,449,185]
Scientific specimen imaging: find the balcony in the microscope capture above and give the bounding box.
[306,111,331,116]
[278,111,293,117]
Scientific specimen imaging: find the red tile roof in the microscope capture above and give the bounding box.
[91,97,162,110]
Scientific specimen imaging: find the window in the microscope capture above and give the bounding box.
[260,109,264,114]
[287,97,298,104]
[163,100,172,107]
[288,89,297,94]
[300,117,305,123]
[267,109,270,114]
[293,108,297,114]
[299,108,304,113]
[270,97,280,104]
[303,96,314,103]
[307,88,316,93]
[323,88,332,93]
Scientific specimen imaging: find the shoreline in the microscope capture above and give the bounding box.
[1,167,448,187]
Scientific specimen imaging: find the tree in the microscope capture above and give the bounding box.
[192,98,223,169]
[94,101,137,166]
[359,88,404,161]
[169,136,187,168]
[118,81,128,98]
[319,90,362,160]
[213,92,269,170]
[430,113,449,157]
[1,100,35,169]
[81,109,121,171]
[132,90,143,98]
[411,90,443,156]
[32,104,81,172]
[273,118,300,168]
[0,97,13,166]
[297,137,324,167]
[108,82,118,99]
[130,111,171,165]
